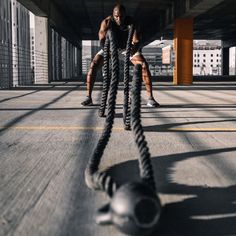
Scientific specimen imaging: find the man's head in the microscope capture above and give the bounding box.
[112,4,126,26]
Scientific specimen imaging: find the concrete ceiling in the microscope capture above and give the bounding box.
[193,0,236,42]
[51,0,173,43]
[18,0,236,46]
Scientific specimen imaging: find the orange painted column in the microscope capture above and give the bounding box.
[173,18,193,85]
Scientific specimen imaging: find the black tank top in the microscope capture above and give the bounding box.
[110,16,133,49]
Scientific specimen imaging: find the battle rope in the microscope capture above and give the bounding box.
[123,24,134,130]
[131,64,156,191]
[85,29,119,197]
[98,35,110,117]
[85,28,161,235]
[98,24,134,131]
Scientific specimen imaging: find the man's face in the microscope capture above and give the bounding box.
[113,8,125,26]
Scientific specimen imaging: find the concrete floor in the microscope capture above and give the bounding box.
[0,81,236,236]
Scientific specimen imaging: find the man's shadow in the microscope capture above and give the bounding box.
[107,147,236,236]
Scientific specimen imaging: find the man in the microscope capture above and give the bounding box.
[81,4,159,107]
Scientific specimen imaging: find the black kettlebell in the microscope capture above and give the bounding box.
[96,182,161,235]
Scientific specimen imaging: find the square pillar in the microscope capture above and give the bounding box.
[35,16,49,84]
[173,18,193,85]
[222,47,229,75]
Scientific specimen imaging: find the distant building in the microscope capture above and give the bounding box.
[142,40,174,76]
[143,40,222,76]
[229,47,236,75]
[81,39,225,78]
[82,40,102,78]
[193,40,222,75]
[82,58,91,75]
[142,46,162,76]
[91,40,100,58]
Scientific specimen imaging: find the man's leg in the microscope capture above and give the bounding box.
[81,54,104,106]
[131,54,160,107]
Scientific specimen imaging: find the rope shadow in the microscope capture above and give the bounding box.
[107,147,236,236]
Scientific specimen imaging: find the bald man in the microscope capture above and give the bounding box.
[81,4,159,107]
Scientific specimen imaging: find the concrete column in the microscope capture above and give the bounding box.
[61,38,66,79]
[55,32,61,81]
[222,47,229,76]
[66,41,69,79]
[52,29,58,81]
[35,16,49,84]
[68,43,73,79]
[11,0,18,87]
[0,0,13,88]
[173,18,193,85]
[51,28,55,81]
[229,47,236,75]
[70,43,73,78]
[17,3,31,85]
[77,47,82,77]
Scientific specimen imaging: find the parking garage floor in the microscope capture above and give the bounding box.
[0,81,236,236]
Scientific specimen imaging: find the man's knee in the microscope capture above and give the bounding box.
[88,58,102,76]
[90,58,100,69]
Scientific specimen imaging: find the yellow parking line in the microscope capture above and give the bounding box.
[0,126,236,132]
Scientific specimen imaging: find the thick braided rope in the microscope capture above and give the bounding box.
[85,29,120,197]
[131,64,156,191]
[98,35,110,117]
[123,24,134,130]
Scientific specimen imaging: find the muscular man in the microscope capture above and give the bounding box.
[81,4,159,107]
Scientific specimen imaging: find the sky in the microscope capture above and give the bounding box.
[29,12,35,28]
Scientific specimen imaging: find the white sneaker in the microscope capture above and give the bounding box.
[147,98,160,107]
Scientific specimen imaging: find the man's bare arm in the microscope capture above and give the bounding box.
[98,17,111,46]
[131,27,141,55]
[132,29,140,44]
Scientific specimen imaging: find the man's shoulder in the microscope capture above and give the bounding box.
[102,16,112,24]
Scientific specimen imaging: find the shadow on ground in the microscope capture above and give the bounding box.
[107,147,236,236]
